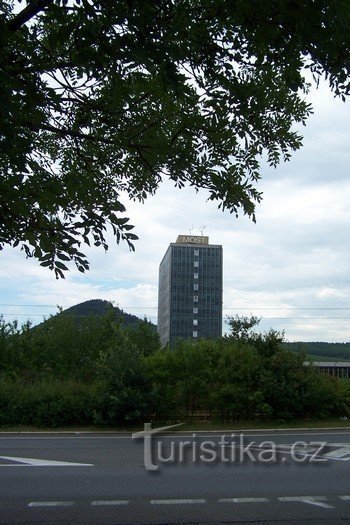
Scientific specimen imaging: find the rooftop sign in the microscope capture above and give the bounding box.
[176,235,209,245]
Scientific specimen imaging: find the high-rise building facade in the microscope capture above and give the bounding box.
[157,234,223,347]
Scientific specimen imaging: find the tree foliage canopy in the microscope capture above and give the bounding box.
[1,0,350,275]
[1,310,350,426]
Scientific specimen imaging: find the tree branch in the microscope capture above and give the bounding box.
[7,0,54,32]
[24,121,116,145]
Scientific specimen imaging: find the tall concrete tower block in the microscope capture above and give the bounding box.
[157,234,223,347]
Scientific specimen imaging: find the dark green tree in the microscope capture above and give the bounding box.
[95,324,152,424]
[128,317,161,357]
[225,314,261,342]
[170,339,211,423]
[210,339,261,422]
[2,1,350,275]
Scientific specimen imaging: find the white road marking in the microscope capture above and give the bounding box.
[219,497,269,503]
[150,499,206,505]
[278,496,334,509]
[324,446,350,460]
[0,465,41,467]
[287,446,319,454]
[28,501,74,507]
[0,456,93,466]
[326,443,350,446]
[91,500,129,506]
[23,495,350,509]
[254,443,350,462]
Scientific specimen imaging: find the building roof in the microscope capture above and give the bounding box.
[305,361,350,367]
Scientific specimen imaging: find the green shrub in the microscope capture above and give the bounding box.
[0,377,101,427]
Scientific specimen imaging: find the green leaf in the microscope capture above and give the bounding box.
[40,260,52,267]
[55,261,69,271]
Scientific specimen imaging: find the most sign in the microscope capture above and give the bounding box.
[176,235,209,245]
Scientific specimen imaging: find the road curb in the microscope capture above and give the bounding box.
[0,426,349,435]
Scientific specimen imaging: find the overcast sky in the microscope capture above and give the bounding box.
[1,80,350,342]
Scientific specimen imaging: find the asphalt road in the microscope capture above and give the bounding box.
[1,429,350,524]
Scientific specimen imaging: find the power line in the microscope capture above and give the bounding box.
[1,314,350,322]
[1,304,350,310]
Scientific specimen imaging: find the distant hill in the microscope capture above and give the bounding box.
[55,299,156,329]
[284,341,350,361]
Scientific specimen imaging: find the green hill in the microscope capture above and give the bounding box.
[284,341,350,361]
[59,299,152,328]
